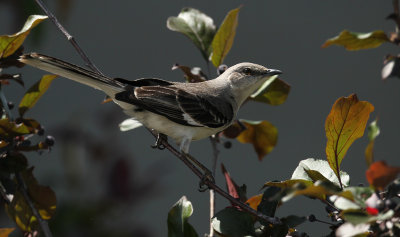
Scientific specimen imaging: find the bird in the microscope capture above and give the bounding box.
[19,53,282,154]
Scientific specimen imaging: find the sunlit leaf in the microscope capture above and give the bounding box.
[0,140,9,148]
[335,223,370,237]
[250,77,291,106]
[236,119,278,161]
[119,118,143,132]
[322,30,389,51]
[167,196,198,237]
[171,64,207,83]
[291,158,350,187]
[0,228,15,237]
[325,94,374,187]
[6,168,56,232]
[167,8,216,61]
[263,179,313,190]
[211,7,240,67]
[19,74,57,117]
[365,119,379,167]
[366,161,400,191]
[245,194,262,211]
[212,207,255,237]
[0,15,47,58]
[382,55,400,80]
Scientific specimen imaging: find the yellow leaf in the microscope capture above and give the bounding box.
[325,94,374,186]
[211,7,241,67]
[322,30,389,51]
[0,15,47,58]
[19,74,57,117]
[236,120,278,161]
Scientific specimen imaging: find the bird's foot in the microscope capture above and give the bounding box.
[198,170,215,192]
[151,133,167,150]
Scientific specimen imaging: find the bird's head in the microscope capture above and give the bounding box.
[218,62,282,105]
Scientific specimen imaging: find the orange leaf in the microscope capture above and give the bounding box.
[246,194,262,210]
[236,120,278,160]
[325,94,374,187]
[366,161,400,191]
[0,228,14,237]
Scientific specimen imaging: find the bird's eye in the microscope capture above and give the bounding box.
[243,67,252,75]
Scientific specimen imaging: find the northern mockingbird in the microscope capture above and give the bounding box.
[19,53,282,154]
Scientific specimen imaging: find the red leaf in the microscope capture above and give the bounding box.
[366,161,400,191]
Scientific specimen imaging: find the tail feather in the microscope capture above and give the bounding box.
[19,53,125,96]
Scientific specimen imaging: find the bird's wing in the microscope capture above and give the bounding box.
[115,85,234,128]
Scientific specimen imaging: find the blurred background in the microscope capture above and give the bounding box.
[1,0,399,236]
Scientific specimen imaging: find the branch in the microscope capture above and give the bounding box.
[16,173,53,237]
[35,1,281,226]
[208,135,220,236]
[34,0,103,75]
[148,129,281,225]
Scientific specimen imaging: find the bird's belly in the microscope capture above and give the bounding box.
[125,109,227,144]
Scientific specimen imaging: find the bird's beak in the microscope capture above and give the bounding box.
[264,68,282,76]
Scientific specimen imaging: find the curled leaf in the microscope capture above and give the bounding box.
[211,7,240,67]
[0,15,47,58]
[322,30,389,51]
[245,194,262,210]
[381,55,400,80]
[171,64,207,82]
[250,77,291,106]
[325,94,374,187]
[167,8,216,60]
[365,119,380,167]
[19,74,57,117]
[366,161,400,191]
[221,164,247,205]
[167,196,198,237]
[212,207,255,237]
[236,119,278,161]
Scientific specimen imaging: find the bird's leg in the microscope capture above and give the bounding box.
[182,152,215,192]
[151,133,167,150]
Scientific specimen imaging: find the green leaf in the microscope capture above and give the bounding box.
[19,74,57,117]
[212,207,255,237]
[291,158,350,187]
[167,8,216,61]
[250,77,291,106]
[0,15,47,58]
[167,196,198,237]
[322,30,389,51]
[236,119,278,161]
[365,119,379,167]
[5,168,57,232]
[211,7,240,67]
[341,209,394,225]
[335,223,370,237]
[325,94,374,187]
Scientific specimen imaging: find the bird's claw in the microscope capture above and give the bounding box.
[198,171,215,192]
[151,133,167,150]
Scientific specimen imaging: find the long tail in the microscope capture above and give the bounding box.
[19,53,126,96]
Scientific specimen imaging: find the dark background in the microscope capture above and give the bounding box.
[1,0,399,236]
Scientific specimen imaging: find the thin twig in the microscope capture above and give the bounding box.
[34,0,103,75]
[16,173,53,237]
[208,135,220,236]
[0,85,12,120]
[36,1,280,226]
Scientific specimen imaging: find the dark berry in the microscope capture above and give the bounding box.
[37,126,45,136]
[217,64,228,75]
[224,141,232,149]
[376,199,385,211]
[308,214,316,222]
[7,101,14,110]
[385,199,397,209]
[45,135,55,146]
